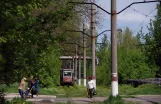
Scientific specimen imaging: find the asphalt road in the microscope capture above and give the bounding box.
[5,93,161,104]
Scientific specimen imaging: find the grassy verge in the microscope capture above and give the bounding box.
[102,95,141,104]
[119,84,161,95]
[1,83,161,97]
[39,83,161,97]
[1,84,161,104]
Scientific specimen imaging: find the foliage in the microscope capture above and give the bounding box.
[104,95,124,104]
[0,88,6,103]
[118,48,157,82]
[119,84,161,95]
[96,27,158,86]
[10,97,32,104]
[0,0,83,87]
[143,4,161,77]
[37,45,61,87]
[96,49,111,86]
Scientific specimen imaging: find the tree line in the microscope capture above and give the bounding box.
[0,0,160,87]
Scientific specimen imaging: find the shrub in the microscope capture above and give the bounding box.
[105,95,124,104]
[10,97,33,104]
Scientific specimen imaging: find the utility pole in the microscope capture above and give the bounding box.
[72,56,75,82]
[83,24,87,86]
[111,0,118,96]
[91,1,96,89]
[78,47,81,86]
[75,44,78,82]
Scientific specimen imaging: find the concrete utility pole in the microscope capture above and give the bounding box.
[91,1,96,89]
[72,56,74,78]
[78,49,81,86]
[111,0,118,96]
[83,24,87,86]
[75,44,78,81]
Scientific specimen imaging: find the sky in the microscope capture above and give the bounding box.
[94,0,158,42]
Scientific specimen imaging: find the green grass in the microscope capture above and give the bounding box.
[119,84,161,95]
[1,83,161,98]
[53,85,110,97]
[0,83,18,93]
[1,83,161,104]
[90,95,141,104]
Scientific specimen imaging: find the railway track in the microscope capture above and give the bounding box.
[68,97,74,104]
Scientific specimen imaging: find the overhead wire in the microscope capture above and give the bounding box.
[132,7,157,34]
[129,7,155,17]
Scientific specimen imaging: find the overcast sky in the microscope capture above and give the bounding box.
[94,0,158,41]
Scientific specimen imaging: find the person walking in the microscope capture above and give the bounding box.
[28,75,34,90]
[87,76,95,98]
[28,75,35,98]
[18,77,26,98]
[35,76,40,96]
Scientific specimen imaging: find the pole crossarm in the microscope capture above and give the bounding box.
[61,50,84,55]
[117,0,161,14]
[96,30,111,37]
[62,42,89,48]
[68,2,111,14]
[65,30,91,37]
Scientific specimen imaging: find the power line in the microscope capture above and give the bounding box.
[129,7,155,17]
[132,7,157,34]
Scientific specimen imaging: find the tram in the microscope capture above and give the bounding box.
[60,56,75,86]
[60,69,74,85]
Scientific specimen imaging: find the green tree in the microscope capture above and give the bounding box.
[118,27,157,82]
[0,0,82,86]
[96,27,157,86]
[96,34,111,86]
[144,4,161,77]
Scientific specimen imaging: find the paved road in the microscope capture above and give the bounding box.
[5,93,161,104]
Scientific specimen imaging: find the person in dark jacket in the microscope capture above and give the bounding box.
[35,76,40,96]
[28,75,35,98]
[28,76,34,90]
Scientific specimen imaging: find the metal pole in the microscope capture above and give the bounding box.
[78,50,81,85]
[70,61,72,69]
[91,3,96,89]
[111,0,118,96]
[72,56,75,84]
[75,45,78,81]
[83,24,87,86]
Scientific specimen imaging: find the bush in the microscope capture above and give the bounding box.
[0,88,7,103]
[104,95,124,104]
[9,97,33,104]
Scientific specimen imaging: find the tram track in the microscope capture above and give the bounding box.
[68,97,74,104]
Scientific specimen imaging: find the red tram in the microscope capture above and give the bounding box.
[60,69,74,85]
[60,56,75,86]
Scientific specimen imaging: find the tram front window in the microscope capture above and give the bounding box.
[64,71,71,77]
